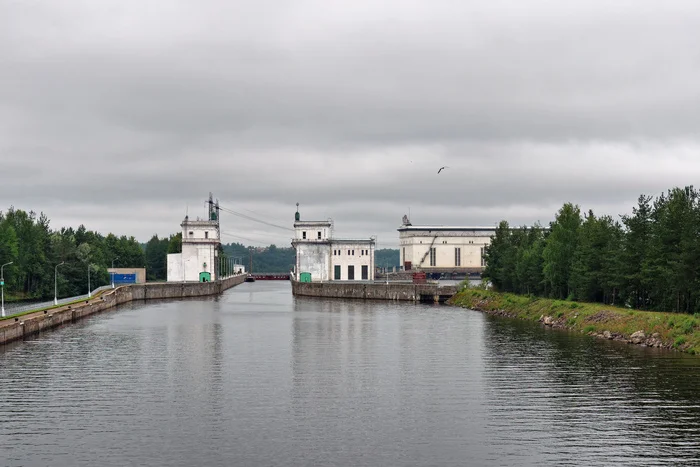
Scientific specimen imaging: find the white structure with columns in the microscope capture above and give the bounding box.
[398,217,496,274]
[167,215,221,282]
[291,206,375,282]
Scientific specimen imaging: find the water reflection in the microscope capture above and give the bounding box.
[1,281,699,467]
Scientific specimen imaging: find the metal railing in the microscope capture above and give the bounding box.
[2,285,114,318]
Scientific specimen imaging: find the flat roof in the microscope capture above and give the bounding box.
[295,221,332,226]
[331,238,375,244]
[398,225,497,232]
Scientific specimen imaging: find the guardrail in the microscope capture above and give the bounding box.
[2,285,114,317]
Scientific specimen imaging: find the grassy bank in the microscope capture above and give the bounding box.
[449,288,700,355]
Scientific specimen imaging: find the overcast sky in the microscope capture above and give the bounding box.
[2,0,700,248]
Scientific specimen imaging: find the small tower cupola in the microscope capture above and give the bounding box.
[295,202,300,222]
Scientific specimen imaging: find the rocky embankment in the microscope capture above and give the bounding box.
[451,289,699,355]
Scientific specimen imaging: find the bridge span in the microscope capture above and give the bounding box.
[249,273,291,280]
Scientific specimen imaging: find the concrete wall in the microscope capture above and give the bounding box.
[291,280,457,302]
[296,242,331,282]
[0,274,246,346]
[330,241,375,281]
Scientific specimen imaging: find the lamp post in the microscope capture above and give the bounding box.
[1,261,13,318]
[54,261,65,306]
[87,263,92,298]
[111,257,118,288]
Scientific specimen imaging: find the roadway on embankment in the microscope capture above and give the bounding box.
[0,275,247,346]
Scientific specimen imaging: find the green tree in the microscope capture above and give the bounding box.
[542,203,581,299]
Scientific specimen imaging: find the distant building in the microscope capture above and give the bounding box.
[398,216,495,274]
[291,204,375,282]
[167,196,221,282]
[107,268,146,284]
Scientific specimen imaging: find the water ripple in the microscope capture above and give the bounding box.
[1,282,700,466]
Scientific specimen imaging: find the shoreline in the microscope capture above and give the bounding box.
[0,275,247,346]
[449,288,699,355]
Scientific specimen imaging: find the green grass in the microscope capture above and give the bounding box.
[0,289,111,322]
[449,288,700,355]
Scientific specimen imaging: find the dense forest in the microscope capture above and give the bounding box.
[484,186,700,314]
[0,208,148,301]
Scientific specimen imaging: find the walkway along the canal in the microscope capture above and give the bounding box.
[0,274,247,346]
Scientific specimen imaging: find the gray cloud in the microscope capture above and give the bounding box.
[2,0,700,247]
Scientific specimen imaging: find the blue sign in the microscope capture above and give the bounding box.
[112,274,136,284]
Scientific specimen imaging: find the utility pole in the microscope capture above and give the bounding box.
[111,257,118,288]
[1,261,13,318]
[54,261,65,306]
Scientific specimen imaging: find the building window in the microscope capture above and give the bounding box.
[352,250,355,255]
[481,247,486,267]
[334,265,341,280]
[361,265,368,280]
[189,231,194,237]
[455,248,461,267]
[348,265,355,280]
[402,247,405,262]
[302,231,306,239]
[348,250,350,255]
[429,247,436,267]
[205,231,209,239]
[317,231,321,239]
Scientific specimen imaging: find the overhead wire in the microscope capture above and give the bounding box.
[216,204,293,232]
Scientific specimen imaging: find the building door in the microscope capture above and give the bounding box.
[361,265,368,280]
[348,265,355,280]
[334,265,341,280]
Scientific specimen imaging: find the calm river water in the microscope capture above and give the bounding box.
[2,281,700,466]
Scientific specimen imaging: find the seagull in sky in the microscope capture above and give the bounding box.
[437,166,449,174]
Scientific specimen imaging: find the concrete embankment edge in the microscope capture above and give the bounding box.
[291,280,457,302]
[0,275,247,346]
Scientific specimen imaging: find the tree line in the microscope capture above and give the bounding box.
[483,186,700,314]
[0,207,148,301]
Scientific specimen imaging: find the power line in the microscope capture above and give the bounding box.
[220,231,271,246]
[216,204,293,232]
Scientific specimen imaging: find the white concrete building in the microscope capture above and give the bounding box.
[167,215,221,282]
[291,207,375,282]
[398,218,496,274]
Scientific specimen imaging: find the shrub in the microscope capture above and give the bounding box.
[680,319,696,335]
[674,336,686,348]
[583,325,596,334]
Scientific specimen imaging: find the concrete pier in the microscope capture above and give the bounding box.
[0,274,247,346]
[291,280,458,303]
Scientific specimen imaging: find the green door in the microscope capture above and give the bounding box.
[199,272,211,282]
[300,272,312,283]
[334,265,341,280]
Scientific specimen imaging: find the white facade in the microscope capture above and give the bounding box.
[398,223,496,273]
[167,217,220,282]
[292,215,375,282]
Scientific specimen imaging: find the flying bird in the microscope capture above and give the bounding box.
[437,166,449,174]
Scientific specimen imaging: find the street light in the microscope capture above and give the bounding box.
[87,263,92,298]
[1,261,13,318]
[54,261,65,306]
[111,257,118,288]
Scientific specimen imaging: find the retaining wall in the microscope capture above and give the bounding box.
[0,274,247,346]
[291,280,457,302]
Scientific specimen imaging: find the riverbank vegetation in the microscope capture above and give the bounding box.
[484,186,700,314]
[450,288,700,354]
